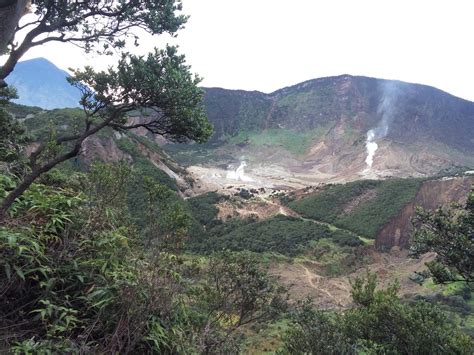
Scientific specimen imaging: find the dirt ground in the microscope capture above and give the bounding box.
[186,156,446,311]
[270,249,436,309]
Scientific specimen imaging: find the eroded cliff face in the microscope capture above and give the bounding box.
[375,176,474,250]
[82,136,132,165]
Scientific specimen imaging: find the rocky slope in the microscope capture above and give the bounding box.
[6,103,194,195]
[7,58,474,181]
[168,75,474,184]
[205,75,474,152]
[375,176,474,250]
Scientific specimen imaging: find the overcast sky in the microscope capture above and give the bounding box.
[15,0,474,101]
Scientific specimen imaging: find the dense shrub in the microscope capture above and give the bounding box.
[289,178,422,238]
[0,165,283,353]
[189,214,362,256]
[280,273,474,354]
[187,191,227,228]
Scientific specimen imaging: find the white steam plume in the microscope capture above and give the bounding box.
[226,161,254,182]
[364,82,402,169]
[365,129,378,168]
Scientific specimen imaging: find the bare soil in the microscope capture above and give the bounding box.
[271,249,435,309]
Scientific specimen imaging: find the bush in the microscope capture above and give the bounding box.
[279,273,474,354]
[289,178,422,238]
[0,165,285,353]
[189,214,362,256]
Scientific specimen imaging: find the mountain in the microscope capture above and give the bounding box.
[6,57,81,109]
[204,75,474,152]
[167,75,474,185]
[6,59,474,182]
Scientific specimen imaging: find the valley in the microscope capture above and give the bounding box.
[1,1,473,352]
[2,64,474,353]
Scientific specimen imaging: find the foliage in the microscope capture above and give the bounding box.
[116,135,179,191]
[280,272,474,354]
[187,191,227,228]
[0,88,30,175]
[1,0,188,83]
[202,88,272,141]
[22,107,87,141]
[0,108,29,174]
[411,188,474,285]
[0,2,213,221]
[1,165,167,351]
[69,46,212,143]
[278,304,354,354]
[305,238,369,277]
[141,176,191,252]
[0,163,284,353]
[189,214,362,256]
[188,251,287,353]
[289,178,422,238]
[4,102,43,119]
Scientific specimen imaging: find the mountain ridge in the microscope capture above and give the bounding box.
[6,57,474,182]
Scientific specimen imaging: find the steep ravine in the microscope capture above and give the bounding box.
[375,176,474,250]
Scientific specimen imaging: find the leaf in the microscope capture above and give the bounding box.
[14,265,25,280]
[4,263,11,280]
[7,234,17,246]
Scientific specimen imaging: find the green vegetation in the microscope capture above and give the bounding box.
[289,178,423,238]
[0,103,29,175]
[5,103,43,118]
[303,238,370,276]
[187,191,227,228]
[280,272,474,354]
[411,187,474,284]
[227,127,328,156]
[162,142,232,166]
[203,88,272,140]
[1,6,212,221]
[0,166,283,353]
[1,1,473,352]
[189,214,362,257]
[116,135,179,192]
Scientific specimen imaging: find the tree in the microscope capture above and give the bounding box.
[0,0,187,87]
[0,1,213,222]
[411,188,474,286]
[0,47,212,221]
[0,86,29,174]
[0,0,29,56]
[279,272,473,354]
[195,251,287,353]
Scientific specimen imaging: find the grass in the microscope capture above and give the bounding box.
[227,126,330,156]
[417,278,474,336]
[302,238,370,276]
[241,318,290,354]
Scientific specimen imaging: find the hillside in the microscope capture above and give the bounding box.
[167,75,474,185]
[7,59,474,182]
[3,80,474,354]
[2,2,474,352]
[5,103,193,196]
[205,76,474,152]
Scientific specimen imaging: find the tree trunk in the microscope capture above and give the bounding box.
[0,168,40,222]
[0,110,120,223]
[0,0,29,55]
[0,142,83,224]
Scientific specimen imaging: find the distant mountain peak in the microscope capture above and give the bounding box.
[6,57,81,110]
